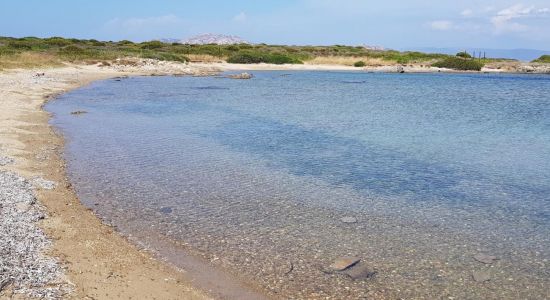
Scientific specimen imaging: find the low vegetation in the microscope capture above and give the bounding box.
[227,51,303,64]
[0,36,508,71]
[433,56,485,71]
[456,51,473,59]
[532,55,550,63]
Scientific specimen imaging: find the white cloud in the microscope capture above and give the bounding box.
[429,20,453,30]
[491,4,549,33]
[233,12,247,23]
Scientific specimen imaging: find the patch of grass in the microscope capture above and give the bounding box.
[0,52,61,70]
[532,55,550,63]
[433,57,484,71]
[140,41,164,50]
[354,61,366,67]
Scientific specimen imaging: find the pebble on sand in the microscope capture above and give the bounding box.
[31,177,57,190]
[329,257,361,271]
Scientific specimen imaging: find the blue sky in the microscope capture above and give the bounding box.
[1,0,550,50]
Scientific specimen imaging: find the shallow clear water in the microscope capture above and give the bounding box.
[47,72,550,299]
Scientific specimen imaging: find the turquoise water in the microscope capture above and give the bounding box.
[47,72,550,299]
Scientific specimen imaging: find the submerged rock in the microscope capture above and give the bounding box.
[474,253,497,264]
[343,263,376,280]
[160,207,173,214]
[70,110,88,115]
[340,216,358,224]
[472,270,491,282]
[227,72,253,79]
[329,257,360,271]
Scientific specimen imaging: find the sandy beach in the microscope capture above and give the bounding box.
[0,62,222,299]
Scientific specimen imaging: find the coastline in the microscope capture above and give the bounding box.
[200,61,550,74]
[0,64,219,299]
[1,60,549,299]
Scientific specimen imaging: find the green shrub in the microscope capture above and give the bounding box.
[57,45,97,61]
[7,41,33,50]
[140,41,164,50]
[456,51,472,58]
[226,45,239,51]
[532,55,550,63]
[89,39,106,46]
[45,37,72,47]
[118,40,134,45]
[227,51,302,64]
[433,57,484,71]
[354,61,366,67]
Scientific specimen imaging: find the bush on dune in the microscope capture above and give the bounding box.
[140,41,164,50]
[433,57,484,71]
[456,51,472,58]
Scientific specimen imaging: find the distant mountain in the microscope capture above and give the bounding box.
[166,34,248,45]
[410,47,550,62]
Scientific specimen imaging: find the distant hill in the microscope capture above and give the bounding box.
[161,34,249,45]
[411,47,550,62]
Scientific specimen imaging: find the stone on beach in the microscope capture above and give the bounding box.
[329,257,361,271]
[31,177,57,190]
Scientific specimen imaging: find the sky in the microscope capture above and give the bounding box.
[1,0,550,50]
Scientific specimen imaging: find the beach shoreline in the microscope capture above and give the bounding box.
[0,63,223,299]
[1,60,549,299]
